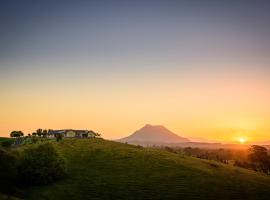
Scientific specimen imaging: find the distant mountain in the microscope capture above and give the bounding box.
[118,124,189,143]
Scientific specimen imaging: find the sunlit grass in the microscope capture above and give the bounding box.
[10,138,269,200]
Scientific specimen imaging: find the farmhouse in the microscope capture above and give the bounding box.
[48,129,98,138]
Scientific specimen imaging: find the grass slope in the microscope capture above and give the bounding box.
[0,193,22,200]
[20,139,270,200]
[0,137,13,142]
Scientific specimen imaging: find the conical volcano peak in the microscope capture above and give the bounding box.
[119,124,189,143]
[142,124,165,129]
[140,124,171,133]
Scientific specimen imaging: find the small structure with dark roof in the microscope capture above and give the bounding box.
[48,129,99,138]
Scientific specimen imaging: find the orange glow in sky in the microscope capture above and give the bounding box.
[1,1,270,143]
[1,66,270,143]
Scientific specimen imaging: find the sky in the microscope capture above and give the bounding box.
[1,0,270,143]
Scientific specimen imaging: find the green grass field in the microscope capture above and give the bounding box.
[0,137,13,142]
[0,137,14,147]
[10,139,270,200]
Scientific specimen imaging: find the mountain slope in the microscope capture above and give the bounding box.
[16,139,270,200]
[118,124,189,143]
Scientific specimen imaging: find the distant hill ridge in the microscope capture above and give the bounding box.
[118,124,189,143]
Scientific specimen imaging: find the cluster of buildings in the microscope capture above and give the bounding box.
[48,129,99,138]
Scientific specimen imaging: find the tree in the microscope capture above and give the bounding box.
[248,145,270,173]
[42,129,48,137]
[10,131,24,145]
[36,129,43,137]
[10,131,24,138]
[19,143,66,185]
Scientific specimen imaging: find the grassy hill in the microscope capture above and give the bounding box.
[0,137,13,142]
[12,139,270,200]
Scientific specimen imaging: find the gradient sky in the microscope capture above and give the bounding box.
[1,0,270,142]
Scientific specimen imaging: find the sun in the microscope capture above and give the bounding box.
[239,138,246,144]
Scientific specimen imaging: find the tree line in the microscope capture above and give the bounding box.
[235,145,270,174]
[2,128,101,147]
[160,145,270,174]
[10,129,53,138]
[2,129,60,147]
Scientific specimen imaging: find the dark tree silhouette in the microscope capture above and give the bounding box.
[36,129,43,137]
[10,131,24,138]
[42,129,48,137]
[248,145,270,173]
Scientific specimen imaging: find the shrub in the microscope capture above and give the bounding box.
[0,149,18,193]
[19,143,66,185]
[31,136,38,144]
[56,134,63,142]
[164,146,176,153]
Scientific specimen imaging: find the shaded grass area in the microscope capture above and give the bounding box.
[0,137,14,142]
[0,137,14,147]
[17,139,270,200]
[0,193,22,200]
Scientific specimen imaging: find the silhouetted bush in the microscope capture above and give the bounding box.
[19,143,66,185]
[164,146,176,153]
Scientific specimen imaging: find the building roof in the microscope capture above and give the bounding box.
[48,129,94,134]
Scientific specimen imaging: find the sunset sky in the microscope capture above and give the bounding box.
[1,0,270,143]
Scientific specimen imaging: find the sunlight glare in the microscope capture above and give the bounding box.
[239,138,246,144]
